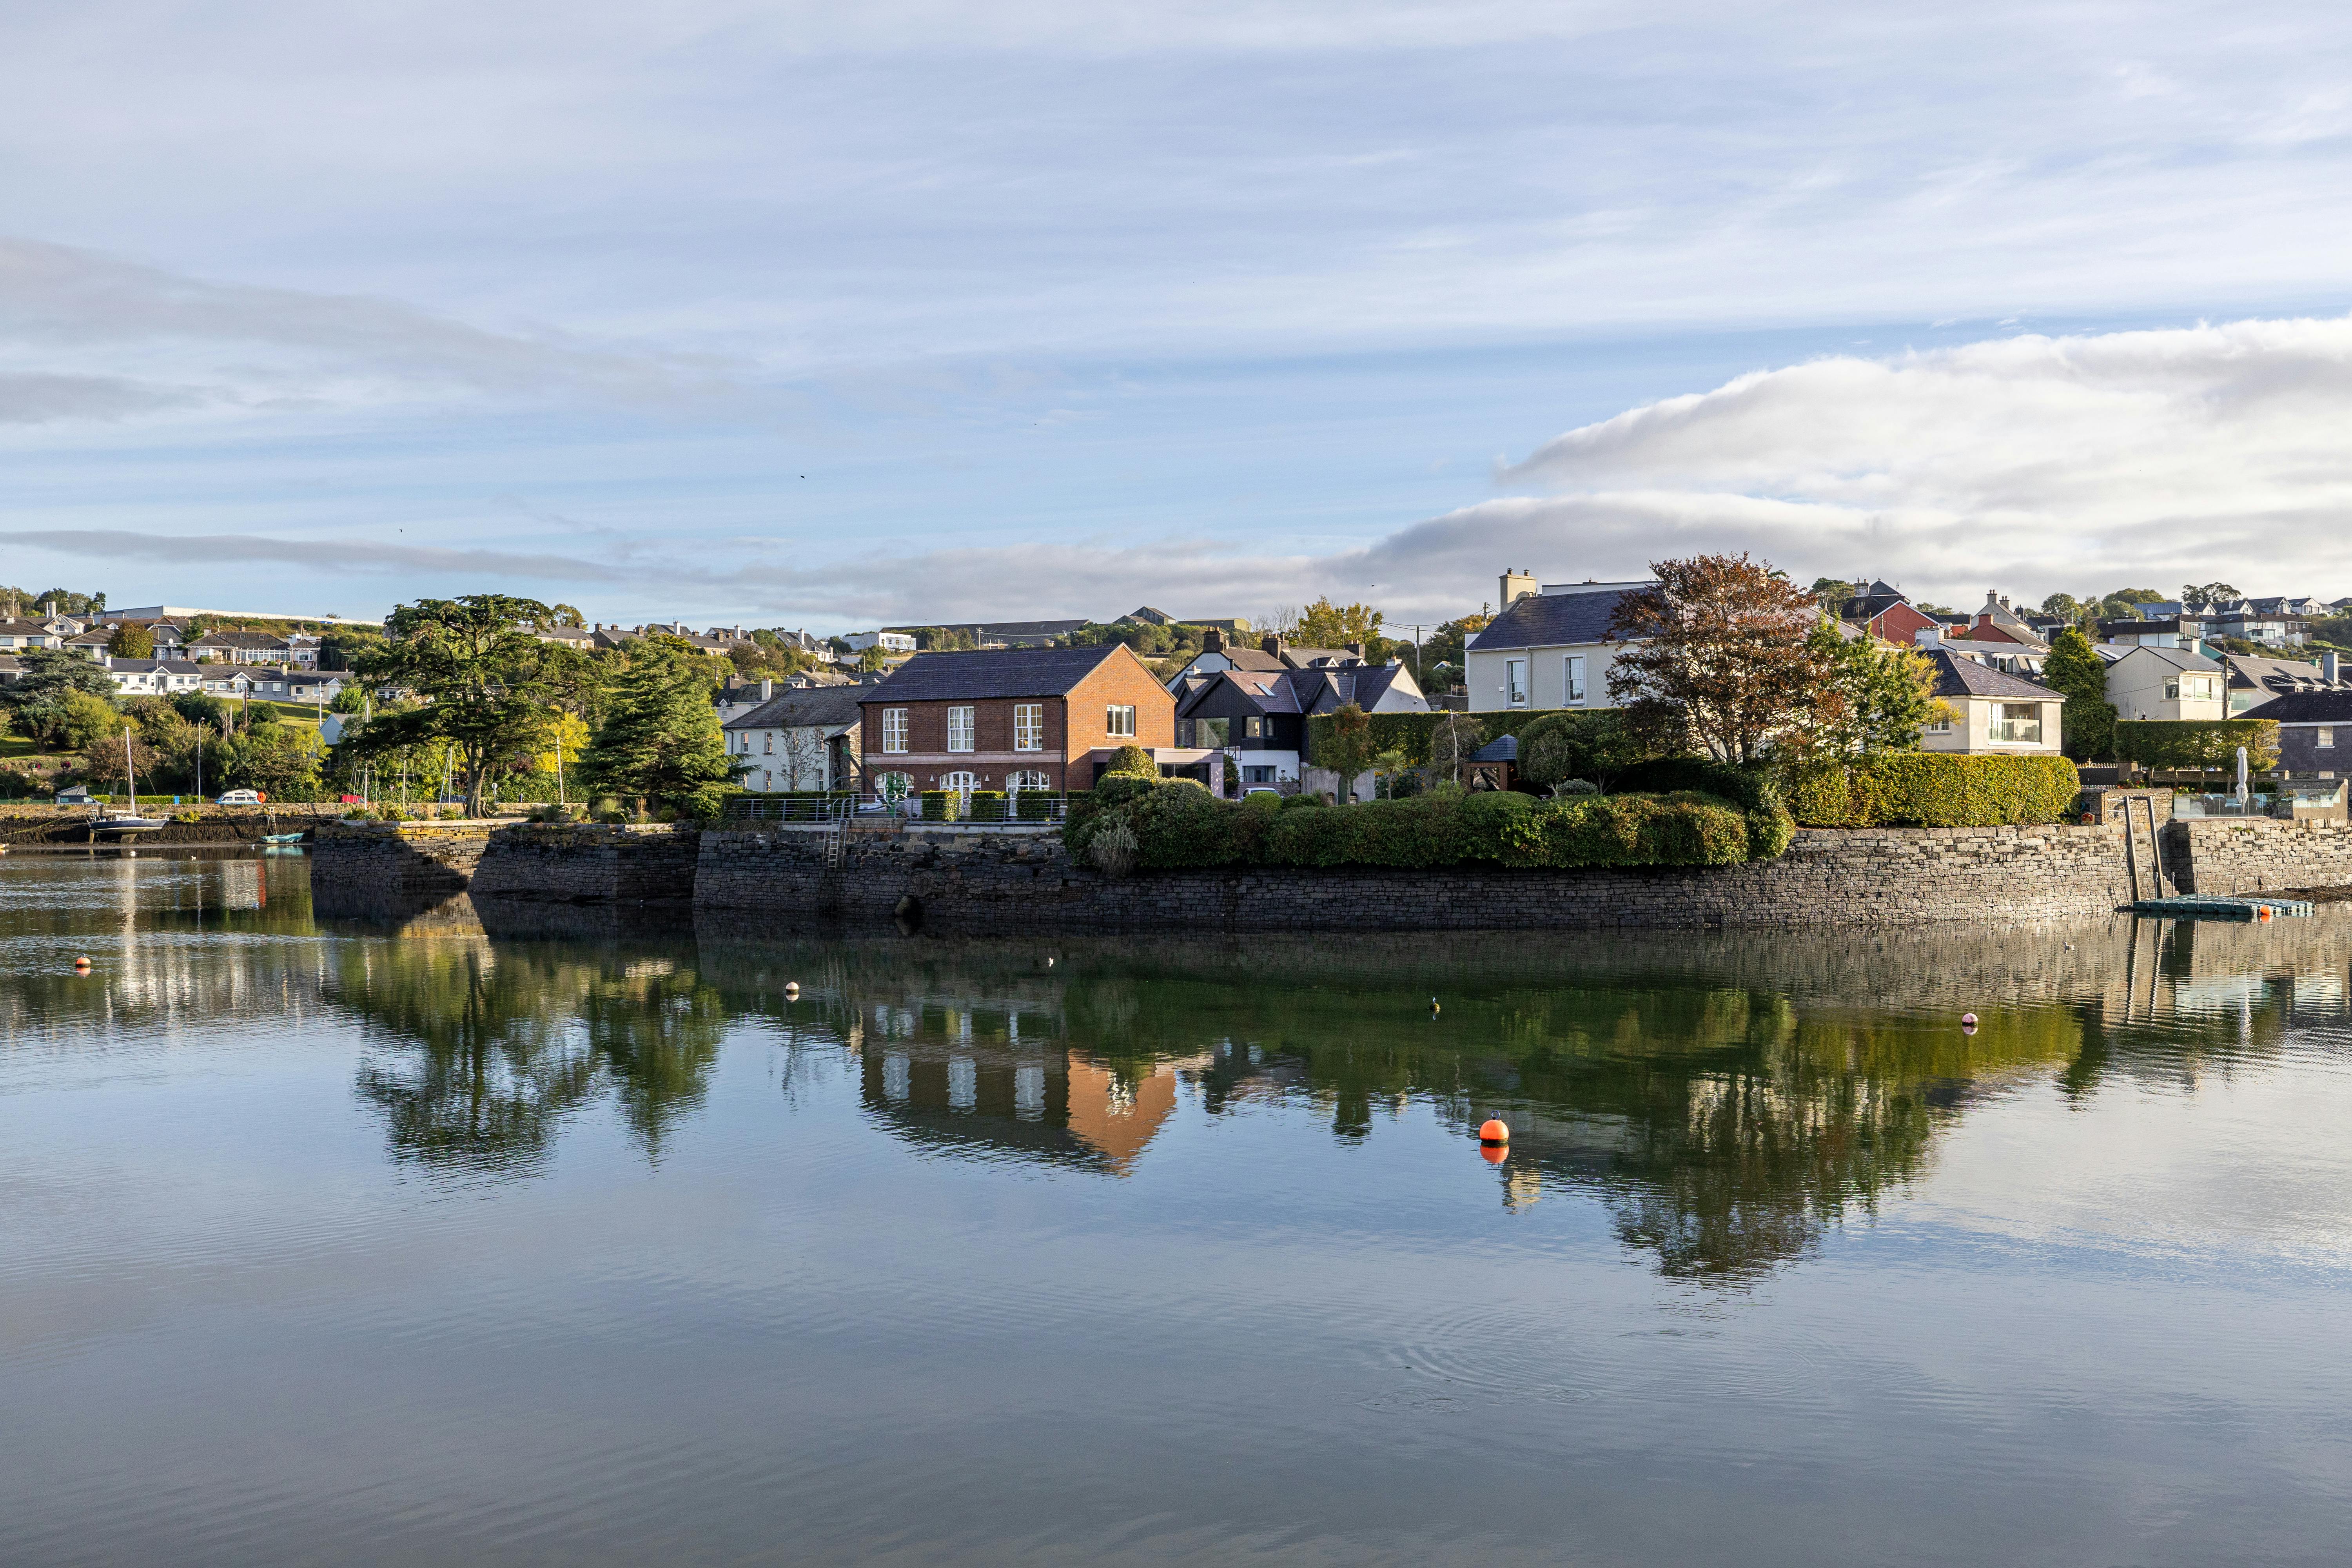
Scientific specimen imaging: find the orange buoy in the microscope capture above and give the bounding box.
[1480,1143,1508,1165]
[1478,1118,1509,1145]
[73,956,91,971]
[2257,905,2273,922]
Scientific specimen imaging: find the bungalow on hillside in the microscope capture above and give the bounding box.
[1920,650,2063,755]
[858,643,1183,798]
[1464,572,1651,714]
[1173,661,1427,792]
[0,618,64,651]
[722,685,866,793]
[104,659,211,696]
[2256,690,2352,775]
[185,630,292,665]
[2224,651,2350,714]
[2106,646,2225,722]
[64,627,116,661]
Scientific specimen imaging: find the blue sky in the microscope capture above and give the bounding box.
[4,2,2351,629]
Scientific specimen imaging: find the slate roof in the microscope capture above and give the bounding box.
[2116,645,2221,673]
[189,630,289,650]
[722,686,867,731]
[1174,664,1425,720]
[2249,690,2352,724]
[105,659,208,675]
[1926,649,2062,701]
[860,644,1127,702]
[2222,653,2350,696]
[1469,734,1517,763]
[1465,588,1642,652]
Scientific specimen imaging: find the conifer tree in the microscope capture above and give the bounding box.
[2043,626,2114,762]
[578,637,741,817]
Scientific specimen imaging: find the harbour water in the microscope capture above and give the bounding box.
[4,851,2350,1564]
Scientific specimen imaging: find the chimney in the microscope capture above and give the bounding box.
[1916,626,1942,650]
[1202,628,1223,654]
[1261,633,1284,656]
[2325,652,2342,684]
[759,678,773,701]
[1499,568,1537,607]
[1344,641,1365,661]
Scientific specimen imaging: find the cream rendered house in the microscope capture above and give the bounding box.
[2105,646,2225,723]
[1919,650,2064,755]
[1464,572,1651,715]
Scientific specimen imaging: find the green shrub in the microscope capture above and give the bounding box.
[2112,718,2280,773]
[1066,777,1768,871]
[1105,744,1158,778]
[1014,790,1057,821]
[919,790,950,820]
[1615,757,1795,858]
[966,790,1007,823]
[1783,753,2080,827]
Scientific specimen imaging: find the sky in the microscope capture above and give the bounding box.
[3,0,2351,631]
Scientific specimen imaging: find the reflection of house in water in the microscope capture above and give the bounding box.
[859,1029,1194,1176]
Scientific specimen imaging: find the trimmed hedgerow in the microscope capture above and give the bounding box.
[1065,779,1777,871]
[2112,718,2280,773]
[1782,753,2080,827]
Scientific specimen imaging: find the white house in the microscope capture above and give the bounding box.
[1920,650,2064,755]
[104,659,210,696]
[843,630,918,654]
[2105,646,2225,722]
[721,685,866,792]
[1463,573,1651,715]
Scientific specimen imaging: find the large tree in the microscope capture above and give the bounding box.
[347,595,556,815]
[576,636,740,816]
[106,622,155,659]
[1606,555,1823,766]
[0,648,120,746]
[2043,626,2115,762]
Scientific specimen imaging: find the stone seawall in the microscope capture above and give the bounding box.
[0,804,347,846]
[691,823,2145,933]
[2166,818,2352,896]
[468,824,702,905]
[310,823,497,893]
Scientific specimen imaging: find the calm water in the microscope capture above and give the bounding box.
[4,853,2351,1565]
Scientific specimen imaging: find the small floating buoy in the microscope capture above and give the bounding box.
[1960,1012,1978,1027]
[1429,996,1440,1016]
[73,956,91,971]
[1481,1143,1508,1165]
[2257,905,2274,922]
[784,981,800,999]
[1478,1118,1509,1145]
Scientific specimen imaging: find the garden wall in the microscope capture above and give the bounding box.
[2163,818,2352,897]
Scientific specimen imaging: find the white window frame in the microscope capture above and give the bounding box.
[881,708,909,753]
[1008,768,1051,793]
[1994,702,2043,745]
[941,769,978,805]
[1105,704,1136,737]
[1013,702,1044,751]
[1564,654,1586,705]
[1505,657,1528,708]
[2318,727,2336,749]
[947,705,976,752]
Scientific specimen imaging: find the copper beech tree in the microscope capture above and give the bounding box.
[1606,554,1825,766]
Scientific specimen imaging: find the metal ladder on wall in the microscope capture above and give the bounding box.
[820,806,849,870]
[2120,793,2174,903]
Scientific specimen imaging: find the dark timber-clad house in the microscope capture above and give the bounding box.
[2254,690,2352,775]
[858,644,1178,796]
[1173,662,1426,790]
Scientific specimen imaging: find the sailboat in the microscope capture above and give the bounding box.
[90,727,167,838]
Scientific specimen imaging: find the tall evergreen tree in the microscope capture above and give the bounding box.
[578,637,741,816]
[2044,626,2114,762]
[349,595,556,815]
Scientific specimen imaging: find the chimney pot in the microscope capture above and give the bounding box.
[760,678,773,701]
[1202,628,1223,653]
[1262,633,1283,656]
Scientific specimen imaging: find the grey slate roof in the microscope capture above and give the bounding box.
[2119,645,2221,673]
[1466,588,1641,652]
[860,644,1126,702]
[1927,649,2062,701]
[2249,690,2352,723]
[722,686,867,731]
[2223,653,2349,695]
[1470,734,1517,763]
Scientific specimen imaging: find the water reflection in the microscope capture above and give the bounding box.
[4,855,2348,1280]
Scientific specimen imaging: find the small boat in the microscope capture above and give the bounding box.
[260,832,306,844]
[91,727,167,838]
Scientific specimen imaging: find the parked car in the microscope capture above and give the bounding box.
[215,789,264,805]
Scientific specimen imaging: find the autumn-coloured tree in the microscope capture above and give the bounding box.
[1606,555,1823,766]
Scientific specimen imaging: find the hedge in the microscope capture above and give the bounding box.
[2112,719,2281,772]
[1782,754,2080,827]
[1064,776,1777,871]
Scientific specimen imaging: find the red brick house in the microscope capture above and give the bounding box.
[1838,580,1940,646]
[858,644,1176,795]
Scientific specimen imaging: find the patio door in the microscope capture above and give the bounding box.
[941,771,978,811]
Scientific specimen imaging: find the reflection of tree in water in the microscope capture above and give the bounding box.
[336,940,724,1175]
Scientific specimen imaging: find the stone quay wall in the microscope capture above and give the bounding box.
[0,803,348,846]
[2165,818,2352,896]
[468,824,702,905]
[309,822,499,893]
[691,823,2145,933]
